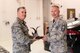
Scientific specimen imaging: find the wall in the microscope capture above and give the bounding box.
[0,0,18,53]
[25,0,43,36]
[43,0,51,22]
[51,0,80,20]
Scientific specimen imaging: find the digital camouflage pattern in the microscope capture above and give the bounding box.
[47,18,67,53]
[11,18,32,53]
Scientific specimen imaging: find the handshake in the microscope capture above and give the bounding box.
[28,26,48,42]
[28,26,48,51]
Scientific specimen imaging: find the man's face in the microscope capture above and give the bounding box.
[17,8,26,20]
[51,7,60,18]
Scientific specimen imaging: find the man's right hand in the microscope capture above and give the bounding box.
[42,35,47,41]
[32,37,37,41]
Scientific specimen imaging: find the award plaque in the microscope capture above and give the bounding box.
[30,26,43,39]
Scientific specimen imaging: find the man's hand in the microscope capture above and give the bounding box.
[32,37,37,41]
[42,35,47,41]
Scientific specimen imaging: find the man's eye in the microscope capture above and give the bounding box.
[25,12,26,13]
[21,12,26,13]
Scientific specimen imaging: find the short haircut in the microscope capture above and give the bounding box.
[17,7,26,12]
[51,5,59,9]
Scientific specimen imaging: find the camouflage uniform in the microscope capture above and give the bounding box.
[11,18,32,53]
[47,18,67,53]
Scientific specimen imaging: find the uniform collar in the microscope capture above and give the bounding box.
[53,16,62,23]
[17,17,26,24]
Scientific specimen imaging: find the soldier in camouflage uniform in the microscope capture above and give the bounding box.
[11,7,36,53]
[43,5,67,53]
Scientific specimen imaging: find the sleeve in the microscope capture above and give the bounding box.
[11,25,30,45]
[47,21,67,42]
[56,21,67,40]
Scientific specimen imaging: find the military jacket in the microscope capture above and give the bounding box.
[47,18,67,53]
[11,18,31,53]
